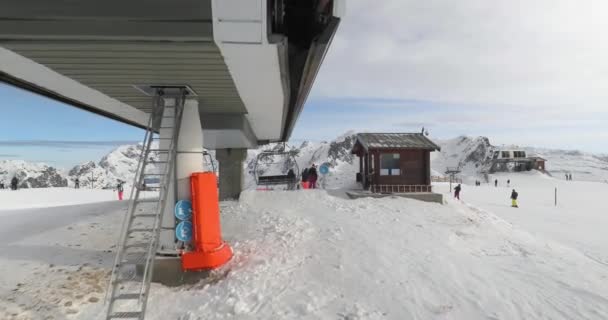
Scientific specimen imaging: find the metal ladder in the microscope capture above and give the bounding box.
[104,89,186,320]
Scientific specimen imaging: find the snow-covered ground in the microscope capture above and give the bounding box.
[1,174,608,319]
[0,188,120,210]
[437,171,608,269]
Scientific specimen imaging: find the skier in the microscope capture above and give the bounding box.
[74,178,80,189]
[0,182,3,189]
[10,176,18,191]
[569,173,573,181]
[565,173,569,181]
[494,179,498,187]
[454,184,462,200]
[301,167,310,189]
[116,181,124,200]
[507,179,511,187]
[511,189,519,208]
[308,164,319,189]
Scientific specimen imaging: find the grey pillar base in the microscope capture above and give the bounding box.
[216,148,247,200]
[138,256,229,287]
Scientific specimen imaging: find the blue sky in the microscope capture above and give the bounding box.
[3,0,608,167]
[0,83,142,168]
[291,96,608,153]
[1,81,607,169]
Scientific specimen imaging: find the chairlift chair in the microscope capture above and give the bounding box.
[254,150,300,187]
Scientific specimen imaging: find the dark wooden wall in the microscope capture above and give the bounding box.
[369,148,430,186]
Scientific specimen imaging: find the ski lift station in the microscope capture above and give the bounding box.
[489,150,548,173]
[0,1,344,319]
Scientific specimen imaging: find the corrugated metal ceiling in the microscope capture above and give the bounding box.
[1,41,246,114]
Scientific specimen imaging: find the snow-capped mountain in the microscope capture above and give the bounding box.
[68,144,160,189]
[2,133,606,189]
[245,133,608,188]
[0,160,67,188]
[431,136,497,177]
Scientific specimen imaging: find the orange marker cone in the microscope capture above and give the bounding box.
[181,172,232,270]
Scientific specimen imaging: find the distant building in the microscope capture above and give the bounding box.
[489,149,548,173]
[351,133,441,193]
[529,156,547,171]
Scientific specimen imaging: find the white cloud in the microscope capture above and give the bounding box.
[314,0,608,111]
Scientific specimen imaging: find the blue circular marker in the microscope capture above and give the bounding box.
[174,200,193,221]
[319,164,330,175]
[175,221,193,242]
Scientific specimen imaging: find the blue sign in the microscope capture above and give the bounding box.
[319,163,330,175]
[175,221,193,242]
[174,200,192,221]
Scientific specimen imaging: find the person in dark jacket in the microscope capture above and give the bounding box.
[511,189,519,208]
[10,176,18,191]
[308,164,318,189]
[454,184,462,200]
[301,168,310,189]
[74,178,80,189]
[494,179,498,187]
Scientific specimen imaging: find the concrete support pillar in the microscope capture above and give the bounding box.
[158,98,204,255]
[216,148,247,200]
[176,99,205,200]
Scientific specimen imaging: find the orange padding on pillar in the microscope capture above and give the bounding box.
[181,172,233,271]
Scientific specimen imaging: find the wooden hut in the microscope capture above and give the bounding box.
[351,133,441,193]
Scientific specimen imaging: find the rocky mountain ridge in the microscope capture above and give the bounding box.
[2,133,606,189]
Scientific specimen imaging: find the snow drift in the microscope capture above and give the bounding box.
[3,181,608,319]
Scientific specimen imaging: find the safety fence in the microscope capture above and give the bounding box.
[431,176,462,183]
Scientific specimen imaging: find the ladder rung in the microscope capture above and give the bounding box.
[121,256,150,265]
[128,228,155,233]
[136,198,159,203]
[133,213,159,218]
[152,137,172,140]
[108,311,142,319]
[136,184,163,190]
[113,293,142,301]
[148,149,170,153]
[124,242,150,249]
[146,160,168,163]
[143,173,163,176]
[159,127,174,129]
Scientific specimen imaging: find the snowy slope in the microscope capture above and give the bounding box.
[3,177,608,319]
[522,147,608,182]
[0,160,67,188]
[432,136,608,183]
[0,187,118,210]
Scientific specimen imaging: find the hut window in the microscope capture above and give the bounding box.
[380,153,400,176]
[501,151,511,158]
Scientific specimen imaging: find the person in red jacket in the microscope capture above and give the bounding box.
[117,181,125,200]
